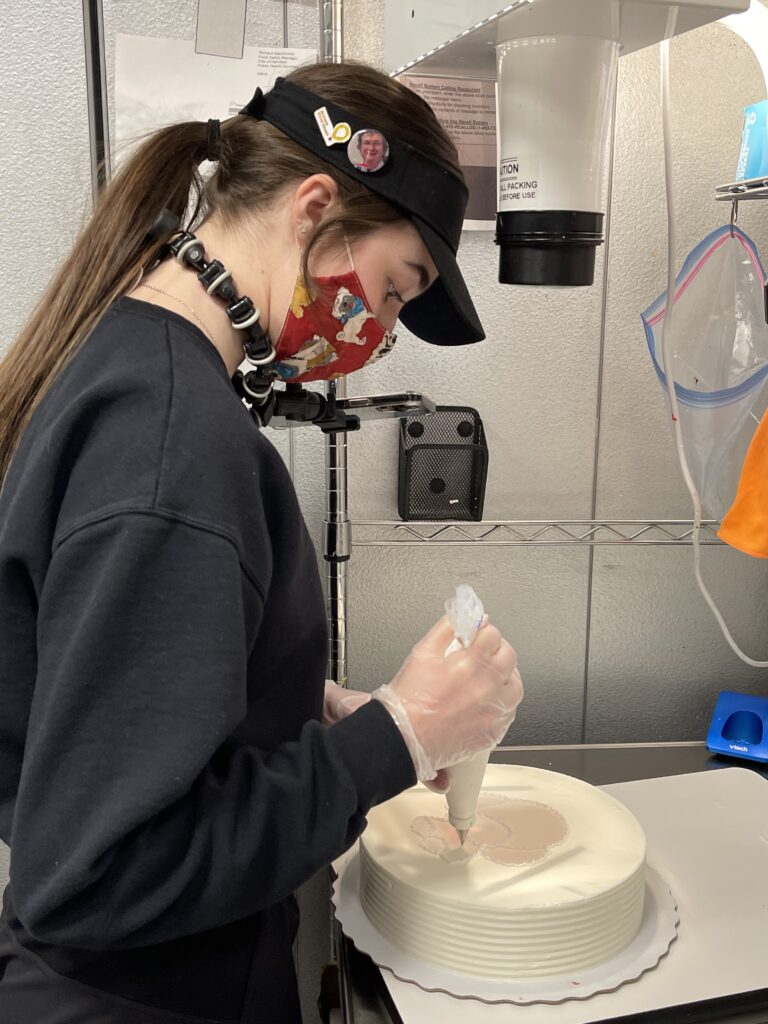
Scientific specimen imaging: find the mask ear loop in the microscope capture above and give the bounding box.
[343,235,355,271]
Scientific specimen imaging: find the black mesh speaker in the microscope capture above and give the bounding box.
[398,406,488,522]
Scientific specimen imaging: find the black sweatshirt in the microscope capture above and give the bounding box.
[0,297,415,1021]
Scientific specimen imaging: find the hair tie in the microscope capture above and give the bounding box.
[206,118,221,161]
[144,208,181,245]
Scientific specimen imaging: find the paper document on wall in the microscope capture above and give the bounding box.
[400,75,496,230]
[114,34,316,163]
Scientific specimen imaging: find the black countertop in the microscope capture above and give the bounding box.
[334,742,768,1024]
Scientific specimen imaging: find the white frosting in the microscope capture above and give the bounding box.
[360,764,646,978]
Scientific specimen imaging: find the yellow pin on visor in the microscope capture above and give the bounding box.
[331,122,351,144]
[313,106,351,147]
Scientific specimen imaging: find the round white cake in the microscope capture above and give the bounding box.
[359,764,646,979]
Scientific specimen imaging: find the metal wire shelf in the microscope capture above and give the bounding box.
[715,176,768,203]
[351,520,724,547]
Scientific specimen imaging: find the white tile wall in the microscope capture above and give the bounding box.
[0,0,92,944]
[586,545,768,743]
[0,3,91,342]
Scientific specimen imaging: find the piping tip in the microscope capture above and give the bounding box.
[457,828,469,846]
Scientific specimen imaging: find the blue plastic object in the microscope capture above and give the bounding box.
[706,690,768,764]
[736,100,768,181]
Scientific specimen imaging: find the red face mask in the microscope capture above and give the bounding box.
[272,249,397,384]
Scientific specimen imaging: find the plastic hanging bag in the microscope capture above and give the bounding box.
[641,224,768,520]
[444,584,484,655]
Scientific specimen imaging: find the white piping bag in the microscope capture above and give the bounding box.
[444,585,493,845]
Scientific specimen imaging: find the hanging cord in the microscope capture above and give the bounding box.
[659,8,768,667]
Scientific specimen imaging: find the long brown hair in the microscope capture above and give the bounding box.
[0,61,461,484]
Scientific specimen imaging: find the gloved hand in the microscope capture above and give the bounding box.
[322,681,451,792]
[322,680,371,725]
[372,615,523,785]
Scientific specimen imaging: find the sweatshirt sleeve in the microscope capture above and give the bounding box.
[10,510,415,951]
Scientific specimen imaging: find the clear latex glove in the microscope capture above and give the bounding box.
[423,769,451,793]
[372,615,523,784]
[322,681,450,791]
[322,680,371,726]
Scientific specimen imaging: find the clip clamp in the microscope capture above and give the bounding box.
[159,225,363,432]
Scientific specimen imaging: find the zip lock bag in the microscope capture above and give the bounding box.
[641,224,768,525]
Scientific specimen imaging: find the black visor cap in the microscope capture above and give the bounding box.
[240,77,485,347]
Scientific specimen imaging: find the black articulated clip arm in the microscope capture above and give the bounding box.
[233,374,361,434]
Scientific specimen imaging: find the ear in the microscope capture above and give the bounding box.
[291,174,340,232]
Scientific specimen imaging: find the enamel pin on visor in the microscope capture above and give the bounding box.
[313,105,389,173]
[314,106,352,146]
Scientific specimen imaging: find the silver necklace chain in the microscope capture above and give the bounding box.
[137,282,216,343]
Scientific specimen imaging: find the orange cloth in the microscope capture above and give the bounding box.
[719,408,768,558]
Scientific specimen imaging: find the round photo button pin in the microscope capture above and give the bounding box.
[347,129,389,173]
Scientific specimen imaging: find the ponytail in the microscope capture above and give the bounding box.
[0,121,210,483]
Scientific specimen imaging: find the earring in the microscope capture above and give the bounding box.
[298,220,308,234]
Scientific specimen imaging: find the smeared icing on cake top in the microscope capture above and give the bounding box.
[411,793,569,865]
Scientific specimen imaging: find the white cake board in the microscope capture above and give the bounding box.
[333,857,678,1003]
[333,768,768,1023]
